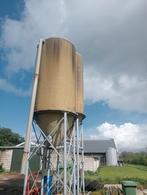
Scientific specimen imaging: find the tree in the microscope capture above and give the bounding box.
[120,151,147,166]
[0,127,24,146]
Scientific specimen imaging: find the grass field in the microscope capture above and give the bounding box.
[85,164,147,186]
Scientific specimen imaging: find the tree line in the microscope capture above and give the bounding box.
[120,151,147,166]
[0,127,24,146]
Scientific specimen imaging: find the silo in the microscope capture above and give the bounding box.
[75,52,84,119]
[34,38,76,145]
[22,37,85,195]
[106,147,118,166]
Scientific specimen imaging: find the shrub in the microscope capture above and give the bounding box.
[0,163,5,172]
[85,179,104,191]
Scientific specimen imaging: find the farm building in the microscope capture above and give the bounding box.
[83,139,118,171]
[0,139,118,173]
[0,143,40,172]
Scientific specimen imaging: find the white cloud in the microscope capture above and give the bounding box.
[0,79,30,96]
[1,0,147,111]
[1,0,66,72]
[91,122,147,152]
[85,69,147,112]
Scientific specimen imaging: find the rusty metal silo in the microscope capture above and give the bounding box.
[34,38,76,145]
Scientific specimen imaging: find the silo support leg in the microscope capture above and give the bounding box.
[81,124,85,194]
[73,124,76,195]
[64,112,67,195]
[76,117,80,195]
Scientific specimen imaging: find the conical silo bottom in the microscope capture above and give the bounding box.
[34,111,75,146]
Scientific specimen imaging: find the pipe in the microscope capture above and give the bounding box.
[21,39,43,195]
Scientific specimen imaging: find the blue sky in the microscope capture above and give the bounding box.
[0,0,147,151]
[0,0,24,19]
[0,0,27,133]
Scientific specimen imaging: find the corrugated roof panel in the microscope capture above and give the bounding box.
[84,139,116,153]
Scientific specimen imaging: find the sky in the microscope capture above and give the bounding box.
[0,0,147,152]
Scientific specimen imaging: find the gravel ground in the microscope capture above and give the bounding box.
[0,173,147,195]
[0,173,24,195]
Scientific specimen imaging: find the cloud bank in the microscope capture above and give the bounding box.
[90,122,147,152]
[1,0,147,112]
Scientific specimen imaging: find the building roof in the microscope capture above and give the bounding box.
[0,142,38,150]
[84,139,116,154]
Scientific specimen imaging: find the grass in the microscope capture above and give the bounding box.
[85,164,147,186]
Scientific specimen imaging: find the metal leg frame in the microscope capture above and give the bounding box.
[22,112,85,195]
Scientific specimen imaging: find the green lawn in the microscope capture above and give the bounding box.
[85,164,147,185]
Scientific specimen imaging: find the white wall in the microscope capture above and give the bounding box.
[0,150,13,171]
[50,152,100,172]
[83,156,100,172]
